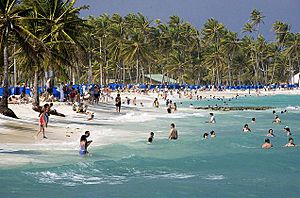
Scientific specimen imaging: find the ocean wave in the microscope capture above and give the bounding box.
[111,112,157,123]
[285,106,300,111]
[24,169,128,186]
[111,111,206,123]
[144,171,196,179]
[203,174,225,180]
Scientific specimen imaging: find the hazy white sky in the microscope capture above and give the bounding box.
[76,0,300,41]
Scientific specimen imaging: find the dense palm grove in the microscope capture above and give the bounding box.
[0,0,300,116]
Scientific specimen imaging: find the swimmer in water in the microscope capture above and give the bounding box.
[203,132,209,139]
[210,131,216,138]
[262,138,273,149]
[168,123,178,140]
[243,124,251,132]
[266,128,275,137]
[272,115,281,124]
[148,132,154,143]
[283,126,292,136]
[285,137,296,147]
[251,118,256,123]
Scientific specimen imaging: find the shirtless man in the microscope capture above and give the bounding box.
[262,138,273,149]
[168,123,178,140]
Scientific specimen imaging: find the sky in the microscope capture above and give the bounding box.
[75,0,300,41]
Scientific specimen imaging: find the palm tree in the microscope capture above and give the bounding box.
[222,31,241,85]
[249,9,265,36]
[0,0,38,118]
[34,0,86,92]
[273,20,290,45]
[284,33,300,84]
[121,28,152,84]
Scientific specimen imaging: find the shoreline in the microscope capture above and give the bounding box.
[0,89,299,167]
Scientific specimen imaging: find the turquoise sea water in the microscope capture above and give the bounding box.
[1,95,300,197]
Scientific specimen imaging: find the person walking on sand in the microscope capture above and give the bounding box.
[169,123,178,140]
[36,111,47,139]
[115,93,121,112]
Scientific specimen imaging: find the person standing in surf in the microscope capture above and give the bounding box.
[115,93,121,112]
[169,123,178,140]
[79,131,93,155]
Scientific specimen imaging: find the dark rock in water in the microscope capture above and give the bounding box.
[32,106,66,117]
[0,107,18,119]
[194,106,273,111]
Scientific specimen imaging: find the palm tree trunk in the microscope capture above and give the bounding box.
[297,54,300,85]
[99,38,103,86]
[33,66,40,107]
[88,51,93,84]
[136,58,139,84]
[227,59,231,86]
[271,59,276,83]
[0,32,18,118]
[0,37,9,109]
[141,66,145,84]
[289,56,294,84]
[13,44,17,87]
[72,68,75,84]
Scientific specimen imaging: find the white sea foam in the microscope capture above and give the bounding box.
[144,171,196,179]
[286,106,300,111]
[203,174,225,180]
[24,170,129,186]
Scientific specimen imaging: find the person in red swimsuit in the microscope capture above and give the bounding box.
[36,111,47,139]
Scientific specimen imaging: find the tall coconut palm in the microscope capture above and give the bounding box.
[121,28,153,84]
[249,9,265,36]
[284,33,300,83]
[33,0,86,92]
[0,0,39,118]
[222,31,241,85]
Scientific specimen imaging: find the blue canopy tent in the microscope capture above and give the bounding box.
[139,84,147,89]
[53,87,60,98]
